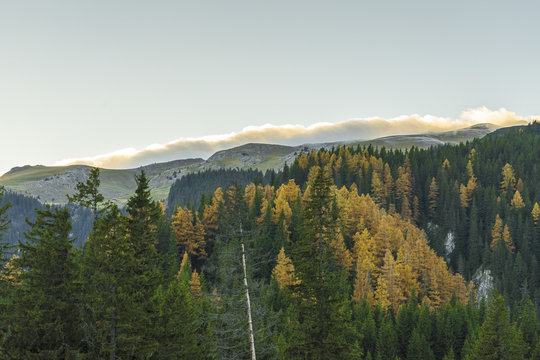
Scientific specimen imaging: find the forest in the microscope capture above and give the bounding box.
[1,123,540,359]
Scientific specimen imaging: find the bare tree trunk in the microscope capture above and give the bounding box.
[240,226,257,360]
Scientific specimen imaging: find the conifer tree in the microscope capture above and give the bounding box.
[123,170,162,356]
[154,275,213,359]
[510,190,525,209]
[172,205,207,258]
[67,167,107,219]
[500,163,516,197]
[428,177,439,218]
[4,207,82,358]
[80,204,137,358]
[468,294,526,360]
[490,214,504,250]
[532,202,540,225]
[272,247,297,289]
[286,167,360,359]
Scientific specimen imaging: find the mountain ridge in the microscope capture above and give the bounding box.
[0,123,504,206]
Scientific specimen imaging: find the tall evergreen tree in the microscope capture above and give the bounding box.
[122,170,162,357]
[467,294,526,360]
[3,207,82,358]
[285,168,360,359]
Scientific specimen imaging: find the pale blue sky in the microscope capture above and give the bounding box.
[1,0,539,173]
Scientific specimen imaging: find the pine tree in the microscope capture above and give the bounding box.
[4,207,82,358]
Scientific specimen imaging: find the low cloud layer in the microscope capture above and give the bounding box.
[57,107,533,169]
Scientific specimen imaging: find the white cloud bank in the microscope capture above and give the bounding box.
[57,107,534,169]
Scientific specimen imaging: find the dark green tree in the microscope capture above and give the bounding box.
[285,168,360,359]
[406,328,435,360]
[468,294,526,360]
[3,207,82,358]
[153,275,214,359]
[80,205,140,359]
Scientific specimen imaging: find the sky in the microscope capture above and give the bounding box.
[1,1,539,174]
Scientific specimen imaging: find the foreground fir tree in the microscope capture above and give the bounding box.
[3,207,82,359]
[80,205,135,358]
[122,170,163,356]
[285,168,360,359]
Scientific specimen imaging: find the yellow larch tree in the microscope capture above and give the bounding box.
[189,270,202,298]
[401,196,412,221]
[352,258,375,305]
[428,177,439,218]
[383,163,394,201]
[532,202,540,225]
[442,158,451,171]
[490,214,504,250]
[500,163,516,197]
[331,233,353,272]
[516,178,524,193]
[172,206,207,258]
[396,262,419,300]
[371,172,384,205]
[510,190,525,209]
[502,224,515,253]
[297,152,308,170]
[272,247,298,289]
[375,249,404,313]
[202,187,222,242]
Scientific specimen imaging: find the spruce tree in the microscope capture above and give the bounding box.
[80,205,138,359]
[123,170,162,357]
[4,207,82,358]
[285,168,360,359]
[468,294,526,360]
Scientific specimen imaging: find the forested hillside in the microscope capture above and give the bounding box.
[1,124,540,358]
[0,190,93,248]
[268,122,540,314]
[166,168,264,213]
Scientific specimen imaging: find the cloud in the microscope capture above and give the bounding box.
[56,107,532,169]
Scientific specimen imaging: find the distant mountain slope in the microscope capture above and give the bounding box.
[343,124,498,150]
[0,124,500,206]
[0,159,204,205]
